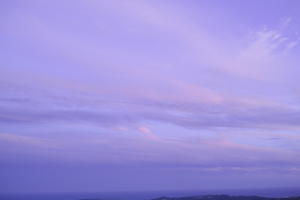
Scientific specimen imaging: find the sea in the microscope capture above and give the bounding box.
[1,188,300,200]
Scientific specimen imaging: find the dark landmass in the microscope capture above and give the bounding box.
[152,195,300,200]
[81,194,300,200]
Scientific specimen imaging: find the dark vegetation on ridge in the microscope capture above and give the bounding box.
[81,194,300,200]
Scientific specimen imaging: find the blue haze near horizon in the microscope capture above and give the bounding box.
[1,188,300,200]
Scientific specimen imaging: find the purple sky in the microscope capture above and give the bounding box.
[1,0,300,194]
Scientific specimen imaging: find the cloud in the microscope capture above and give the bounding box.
[1,89,300,132]
[0,133,58,150]
[137,127,152,134]
[221,23,299,82]
[0,133,45,146]
[1,130,300,173]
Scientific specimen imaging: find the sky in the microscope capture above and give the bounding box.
[1,0,300,194]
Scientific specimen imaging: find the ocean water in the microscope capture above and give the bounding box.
[1,188,300,200]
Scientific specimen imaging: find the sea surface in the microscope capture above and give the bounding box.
[1,188,300,200]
